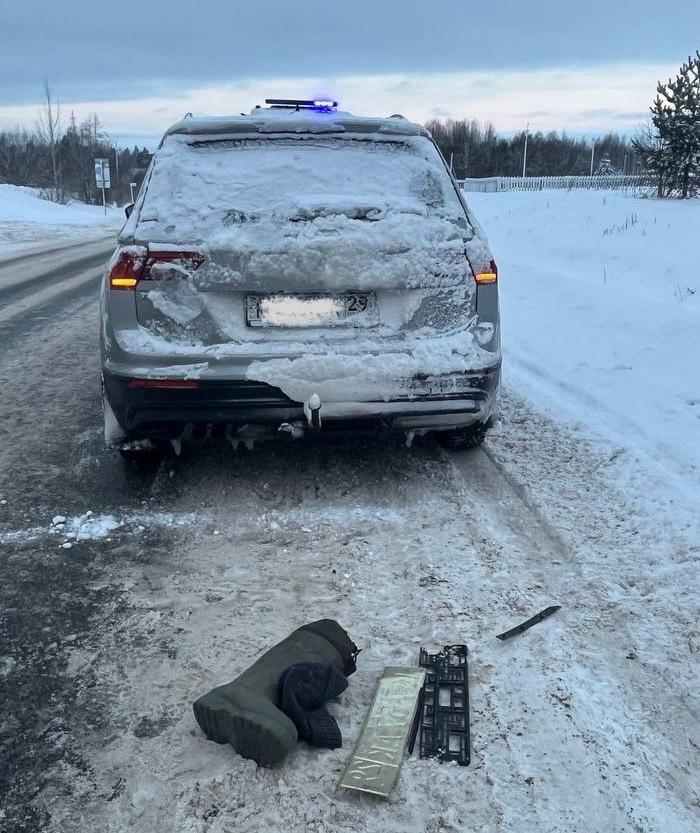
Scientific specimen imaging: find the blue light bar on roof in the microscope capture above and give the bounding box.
[265,98,338,112]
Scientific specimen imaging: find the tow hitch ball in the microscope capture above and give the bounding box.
[303,393,322,430]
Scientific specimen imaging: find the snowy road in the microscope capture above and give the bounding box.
[0,237,115,335]
[0,236,697,833]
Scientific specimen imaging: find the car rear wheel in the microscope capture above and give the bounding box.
[102,378,169,464]
[102,382,127,449]
[436,421,487,451]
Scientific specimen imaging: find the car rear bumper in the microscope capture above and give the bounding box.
[103,364,500,439]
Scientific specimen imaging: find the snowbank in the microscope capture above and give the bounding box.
[0,184,122,252]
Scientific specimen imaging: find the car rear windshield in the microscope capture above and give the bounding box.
[136,135,466,241]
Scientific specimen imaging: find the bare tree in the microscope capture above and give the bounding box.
[36,78,63,202]
[633,120,669,196]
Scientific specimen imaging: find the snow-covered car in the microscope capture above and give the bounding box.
[100,101,501,456]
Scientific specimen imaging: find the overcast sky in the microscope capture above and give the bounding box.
[1,1,698,145]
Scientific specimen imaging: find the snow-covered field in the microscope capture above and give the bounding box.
[0,184,121,254]
[469,188,699,531]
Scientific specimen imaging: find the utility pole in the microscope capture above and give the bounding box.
[590,140,595,176]
[522,123,530,178]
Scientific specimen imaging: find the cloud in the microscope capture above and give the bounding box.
[614,111,650,122]
[580,109,619,119]
[429,107,452,118]
[0,63,676,142]
[1,0,698,107]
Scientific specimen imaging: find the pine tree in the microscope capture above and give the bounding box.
[634,52,700,198]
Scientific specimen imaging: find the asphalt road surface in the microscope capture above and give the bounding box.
[0,238,696,833]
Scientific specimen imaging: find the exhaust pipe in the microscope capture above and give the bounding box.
[278,422,305,440]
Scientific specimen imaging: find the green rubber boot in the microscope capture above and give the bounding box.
[193,619,358,767]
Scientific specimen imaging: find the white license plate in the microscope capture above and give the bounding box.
[246,292,377,327]
[338,666,426,797]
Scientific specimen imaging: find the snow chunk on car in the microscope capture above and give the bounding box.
[245,331,493,404]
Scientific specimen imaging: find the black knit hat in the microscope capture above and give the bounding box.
[279,663,348,748]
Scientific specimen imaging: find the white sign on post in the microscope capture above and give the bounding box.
[94,158,111,189]
[95,158,111,215]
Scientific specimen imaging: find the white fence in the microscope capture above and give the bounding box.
[459,175,653,193]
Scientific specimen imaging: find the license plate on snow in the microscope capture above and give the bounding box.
[246,292,377,327]
[338,666,426,797]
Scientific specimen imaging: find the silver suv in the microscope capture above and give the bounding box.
[101,100,500,456]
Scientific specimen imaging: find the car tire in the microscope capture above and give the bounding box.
[101,377,170,465]
[436,421,487,451]
[102,380,128,449]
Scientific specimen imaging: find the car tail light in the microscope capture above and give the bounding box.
[108,246,205,290]
[474,260,498,285]
[108,247,146,289]
[128,378,200,389]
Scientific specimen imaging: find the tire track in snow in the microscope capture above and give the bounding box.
[0,234,113,270]
[0,264,104,328]
[0,237,113,348]
[0,289,161,515]
[35,413,698,833]
[0,248,111,310]
[507,352,698,505]
[0,257,184,833]
[443,397,698,832]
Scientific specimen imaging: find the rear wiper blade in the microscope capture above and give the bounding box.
[496,605,561,641]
